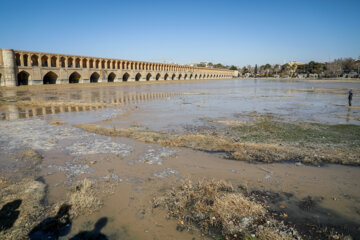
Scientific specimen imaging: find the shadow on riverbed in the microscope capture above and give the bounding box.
[0,199,22,232]
[28,204,72,239]
[70,217,108,240]
[28,204,109,240]
[249,189,360,239]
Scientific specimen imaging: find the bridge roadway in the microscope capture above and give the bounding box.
[0,49,235,86]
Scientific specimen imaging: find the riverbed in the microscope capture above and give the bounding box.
[0,78,359,239]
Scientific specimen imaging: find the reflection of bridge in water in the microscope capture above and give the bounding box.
[0,49,235,86]
[1,91,179,120]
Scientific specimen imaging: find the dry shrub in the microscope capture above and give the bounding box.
[256,227,292,240]
[49,120,68,125]
[153,179,299,239]
[68,179,102,218]
[19,149,43,168]
[0,178,46,240]
[154,179,268,238]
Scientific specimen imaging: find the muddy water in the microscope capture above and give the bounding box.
[1,79,360,239]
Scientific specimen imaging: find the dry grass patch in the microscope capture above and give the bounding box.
[19,149,43,170]
[153,179,297,240]
[256,227,292,240]
[74,123,360,165]
[346,106,360,109]
[68,179,102,218]
[0,178,46,240]
[212,119,249,126]
[49,120,68,125]
[293,88,348,94]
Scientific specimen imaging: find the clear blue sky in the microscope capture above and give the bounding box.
[1,0,359,66]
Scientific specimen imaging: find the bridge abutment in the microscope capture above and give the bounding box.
[1,49,16,86]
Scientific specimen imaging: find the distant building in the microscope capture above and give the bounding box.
[288,61,303,66]
[186,62,212,68]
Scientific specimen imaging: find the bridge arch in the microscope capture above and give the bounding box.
[146,73,152,81]
[171,74,176,80]
[69,72,81,83]
[41,56,48,67]
[75,58,81,68]
[60,57,66,68]
[184,74,187,80]
[155,73,161,80]
[23,54,29,66]
[135,73,141,81]
[51,56,57,67]
[17,71,30,86]
[189,74,193,79]
[43,71,58,84]
[31,55,39,66]
[90,72,100,83]
[178,74,182,80]
[122,72,130,82]
[15,53,21,66]
[68,57,74,68]
[194,74,198,79]
[164,73,169,80]
[108,72,116,82]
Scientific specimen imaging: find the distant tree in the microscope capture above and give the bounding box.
[254,64,258,75]
[281,63,291,75]
[341,58,357,73]
[241,67,249,74]
[273,64,280,74]
[247,65,254,75]
[259,65,265,75]
[229,65,238,70]
[214,63,226,69]
[264,63,272,70]
[325,60,342,77]
[307,61,324,74]
[197,63,206,67]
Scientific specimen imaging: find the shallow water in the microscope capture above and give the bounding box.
[1,79,360,239]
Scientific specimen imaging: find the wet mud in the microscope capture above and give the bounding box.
[0,79,360,239]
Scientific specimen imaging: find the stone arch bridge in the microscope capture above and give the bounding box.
[0,49,235,86]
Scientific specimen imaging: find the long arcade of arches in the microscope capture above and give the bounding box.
[7,49,234,87]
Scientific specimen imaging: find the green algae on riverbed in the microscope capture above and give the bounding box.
[228,117,360,148]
